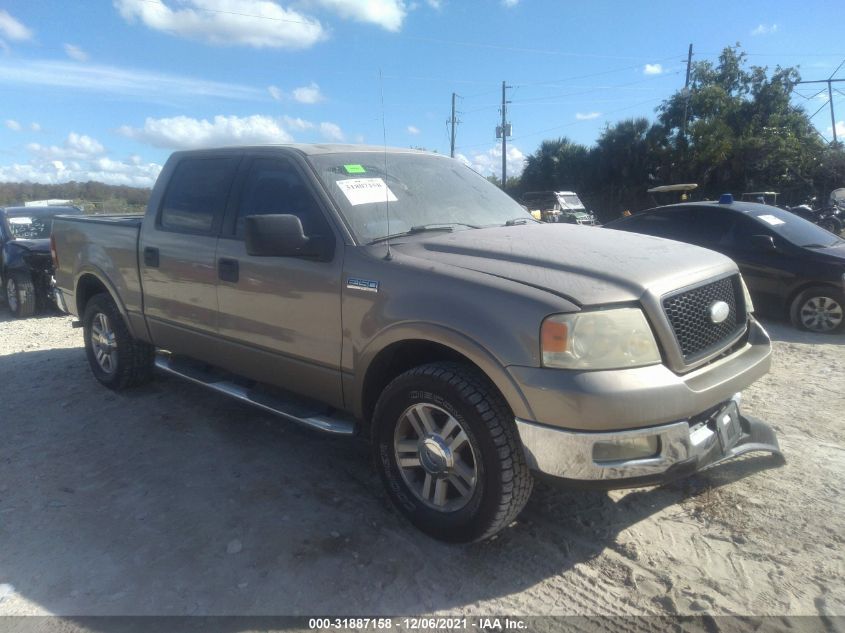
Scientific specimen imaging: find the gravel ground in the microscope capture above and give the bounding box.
[0,309,843,618]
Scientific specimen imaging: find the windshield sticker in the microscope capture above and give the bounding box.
[344,164,366,174]
[336,178,398,206]
[758,214,785,226]
[8,217,33,224]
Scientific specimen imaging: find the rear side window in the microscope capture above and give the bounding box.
[159,157,239,234]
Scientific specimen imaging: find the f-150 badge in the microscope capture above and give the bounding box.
[347,278,380,293]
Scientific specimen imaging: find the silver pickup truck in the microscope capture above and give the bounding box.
[52,145,780,542]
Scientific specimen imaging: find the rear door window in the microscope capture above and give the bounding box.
[159,157,239,234]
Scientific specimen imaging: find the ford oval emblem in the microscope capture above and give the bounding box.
[709,301,730,324]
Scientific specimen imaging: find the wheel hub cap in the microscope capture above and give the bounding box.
[419,436,453,475]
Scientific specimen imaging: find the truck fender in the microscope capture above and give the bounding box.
[352,321,535,424]
[74,266,140,340]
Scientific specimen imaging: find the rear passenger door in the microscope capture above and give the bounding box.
[213,154,345,409]
[139,153,241,357]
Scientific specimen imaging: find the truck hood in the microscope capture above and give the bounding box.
[392,224,737,306]
[8,238,50,253]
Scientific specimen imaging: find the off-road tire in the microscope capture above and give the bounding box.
[5,272,36,318]
[790,286,845,333]
[373,362,533,542]
[82,293,155,390]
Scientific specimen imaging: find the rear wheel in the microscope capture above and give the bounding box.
[82,293,155,389]
[373,362,533,542]
[790,287,845,333]
[818,217,842,235]
[5,272,36,318]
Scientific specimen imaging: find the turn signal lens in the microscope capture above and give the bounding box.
[540,320,568,353]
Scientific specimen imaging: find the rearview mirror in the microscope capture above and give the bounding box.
[244,214,331,260]
[749,234,776,252]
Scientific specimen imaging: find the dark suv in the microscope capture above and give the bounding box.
[605,199,845,333]
[1,205,83,318]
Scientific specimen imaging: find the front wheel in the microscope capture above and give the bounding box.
[5,272,36,318]
[373,362,533,542]
[82,293,155,390]
[790,287,845,333]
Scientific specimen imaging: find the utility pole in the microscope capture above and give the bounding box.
[829,81,838,144]
[450,92,457,158]
[682,43,693,139]
[497,81,512,189]
[796,77,845,144]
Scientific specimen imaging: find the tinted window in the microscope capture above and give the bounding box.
[621,209,697,241]
[746,205,843,248]
[160,157,238,233]
[234,158,328,237]
[690,208,737,245]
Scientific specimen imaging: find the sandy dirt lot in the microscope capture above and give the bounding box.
[0,310,843,618]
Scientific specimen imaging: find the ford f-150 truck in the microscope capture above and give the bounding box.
[52,145,780,542]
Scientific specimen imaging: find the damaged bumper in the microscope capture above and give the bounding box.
[516,394,781,488]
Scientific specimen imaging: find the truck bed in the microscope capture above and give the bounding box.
[52,214,145,320]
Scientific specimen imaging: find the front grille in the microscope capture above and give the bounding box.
[662,275,746,364]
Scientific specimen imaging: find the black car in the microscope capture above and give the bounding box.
[605,198,845,333]
[1,205,83,318]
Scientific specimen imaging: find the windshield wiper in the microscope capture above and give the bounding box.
[505,217,530,226]
[367,222,482,245]
[802,243,834,248]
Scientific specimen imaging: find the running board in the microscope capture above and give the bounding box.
[153,354,355,436]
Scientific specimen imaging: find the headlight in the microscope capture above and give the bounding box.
[739,276,755,314]
[541,307,661,370]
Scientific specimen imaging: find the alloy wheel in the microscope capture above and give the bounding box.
[393,403,478,512]
[800,295,844,332]
[90,312,118,374]
[6,278,18,313]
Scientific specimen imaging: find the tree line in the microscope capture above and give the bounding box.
[515,46,845,222]
[0,181,150,214]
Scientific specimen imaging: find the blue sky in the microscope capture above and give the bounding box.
[0,0,843,188]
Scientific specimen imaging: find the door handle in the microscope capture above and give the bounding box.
[218,258,239,282]
[143,246,159,267]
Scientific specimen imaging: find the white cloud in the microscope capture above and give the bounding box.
[425,0,442,8]
[282,115,315,131]
[114,0,326,49]
[575,112,600,121]
[5,119,21,132]
[64,43,89,62]
[268,85,284,102]
[0,156,162,187]
[828,121,845,139]
[0,131,160,187]
[118,114,294,149]
[311,0,407,31]
[456,144,525,178]
[501,0,520,7]
[27,133,106,160]
[751,23,778,36]
[30,122,41,132]
[319,121,344,141]
[268,82,325,104]
[292,82,325,104]
[643,63,663,75]
[407,125,420,135]
[0,58,264,103]
[0,10,33,41]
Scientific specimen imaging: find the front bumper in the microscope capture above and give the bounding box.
[516,395,781,487]
[53,285,70,313]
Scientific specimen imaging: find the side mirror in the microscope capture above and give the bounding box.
[749,234,776,252]
[245,214,331,260]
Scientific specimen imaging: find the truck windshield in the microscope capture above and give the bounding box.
[308,152,535,244]
[558,194,584,209]
[6,215,55,239]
